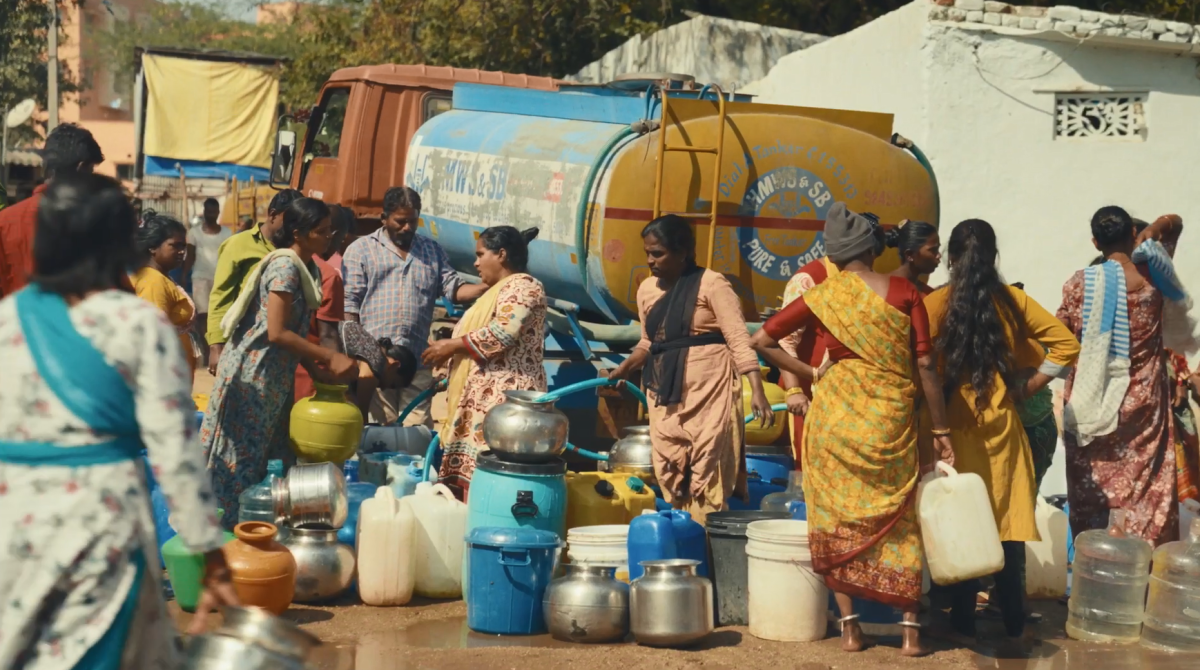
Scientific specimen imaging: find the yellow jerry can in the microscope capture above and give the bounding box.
[566,471,657,530]
[742,366,787,446]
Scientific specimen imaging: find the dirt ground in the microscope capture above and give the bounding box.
[187,375,1200,670]
[172,592,1200,670]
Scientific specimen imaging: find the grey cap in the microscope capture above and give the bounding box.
[823,202,877,264]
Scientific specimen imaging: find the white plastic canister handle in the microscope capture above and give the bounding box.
[430,483,457,502]
[934,461,958,478]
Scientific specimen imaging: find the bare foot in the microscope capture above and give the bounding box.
[900,625,932,657]
[841,619,866,652]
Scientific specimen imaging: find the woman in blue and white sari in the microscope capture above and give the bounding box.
[0,174,238,669]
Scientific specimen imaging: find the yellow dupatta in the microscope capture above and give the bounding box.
[800,271,924,607]
[438,273,525,445]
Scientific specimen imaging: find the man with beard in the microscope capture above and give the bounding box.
[343,186,489,425]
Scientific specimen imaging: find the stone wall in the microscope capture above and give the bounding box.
[931,0,1199,43]
[570,14,826,91]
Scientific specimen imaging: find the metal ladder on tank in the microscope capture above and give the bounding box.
[651,84,729,269]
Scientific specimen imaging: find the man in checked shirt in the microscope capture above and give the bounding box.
[342,186,490,426]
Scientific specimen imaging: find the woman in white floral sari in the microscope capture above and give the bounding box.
[0,174,238,669]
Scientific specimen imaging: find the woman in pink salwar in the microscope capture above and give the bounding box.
[609,215,773,524]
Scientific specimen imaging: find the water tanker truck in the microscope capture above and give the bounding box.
[263,68,939,456]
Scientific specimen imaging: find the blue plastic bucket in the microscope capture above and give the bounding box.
[465,527,560,635]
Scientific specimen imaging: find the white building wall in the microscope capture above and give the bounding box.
[749,2,930,143]
[753,0,1200,322]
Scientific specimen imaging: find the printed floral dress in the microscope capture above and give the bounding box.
[201,256,315,527]
[0,290,224,669]
[438,275,547,498]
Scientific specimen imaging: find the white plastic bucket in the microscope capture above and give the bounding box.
[745,519,827,642]
[566,525,629,581]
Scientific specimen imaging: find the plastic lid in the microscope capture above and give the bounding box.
[706,510,789,533]
[467,526,560,549]
[267,460,284,478]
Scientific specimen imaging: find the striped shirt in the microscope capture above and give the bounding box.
[342,230,461,361]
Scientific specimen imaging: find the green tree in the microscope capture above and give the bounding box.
[0,0,82,145]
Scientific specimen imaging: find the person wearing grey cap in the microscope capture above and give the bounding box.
[751,201,953,658]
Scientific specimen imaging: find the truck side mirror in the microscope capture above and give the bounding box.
[270,128,296,188]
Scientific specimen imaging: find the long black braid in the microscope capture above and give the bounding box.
[935,219,1026,415]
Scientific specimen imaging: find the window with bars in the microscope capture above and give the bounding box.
[1054,93,1147,140]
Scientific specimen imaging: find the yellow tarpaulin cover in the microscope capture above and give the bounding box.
[143,54,279,168]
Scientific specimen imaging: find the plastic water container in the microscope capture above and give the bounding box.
[728,475,786,511]
[567,525,630,582]
[344,459,360,483]
[357,487,416,606]
[1181,499,1200,539]
[388,458,425,499]
[787,500,807,521]
[338,482,380,546]
[565,472,656,530]
[1025,496,1069,599]
[465,454,567,538]
[1066,509,1153,644]
[465,527,560,635]
[707,510,789,626]
[238,460,285,525]
[627,510,709,582]
[761,471,804,514]
[404,482,468,599]
[358,452,415,486]
[746,519,827,642]
[745,453,793,482]
[917,462,1004,585]
[1141,518,1200,651]
[360,425,433,457]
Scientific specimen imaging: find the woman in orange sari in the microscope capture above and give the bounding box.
[753,203,953,657]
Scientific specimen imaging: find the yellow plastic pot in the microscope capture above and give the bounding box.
[742,366,786,446]
[290,383,363,465]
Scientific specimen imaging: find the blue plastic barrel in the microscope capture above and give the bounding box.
[788,500,807,521]
[465,454,567,537]
[627,510,709,581]
[465,527,560,635]
[337,482,379,546]
[744,454,793,482]
[728,475,786,511]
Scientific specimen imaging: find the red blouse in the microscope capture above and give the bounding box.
[763,275,932,361]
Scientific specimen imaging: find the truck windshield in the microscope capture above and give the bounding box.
[306,88,350,160]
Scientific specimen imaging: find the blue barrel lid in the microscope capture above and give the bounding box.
[467,526,560,549]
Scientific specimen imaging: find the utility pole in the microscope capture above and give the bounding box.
[47,2,58,132]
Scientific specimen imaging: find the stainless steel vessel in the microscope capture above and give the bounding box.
[272,462,347,528]
[282,525,356,602]
[482,390,569,463]
[183,634,302,670]
[212,606,321,661]
[607,426,654,483]
[629,559,713,647]
[543,564,629,643]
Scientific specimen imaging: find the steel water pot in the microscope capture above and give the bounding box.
[272,462,348,529]
[212,606,321,662]
[629,559,713,647]
[482,390,569,463]
[282,525,356,602]
[543,564,629,643]
[183,634,303,670]
[607,425,654,484]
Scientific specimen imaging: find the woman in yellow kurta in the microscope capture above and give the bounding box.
[131,215,198,377]
[924,219,1079,641]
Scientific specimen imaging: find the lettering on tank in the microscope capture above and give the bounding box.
[717,145,858,283]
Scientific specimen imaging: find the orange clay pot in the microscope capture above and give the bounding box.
[224,521,297,615]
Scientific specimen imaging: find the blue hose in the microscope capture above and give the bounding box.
[392,379,448,426]
[744,403,788,425]
[535,377,647,407]
[565,442,609,461]
[421,433,441,483]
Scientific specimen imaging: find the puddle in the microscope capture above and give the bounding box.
[972,643,1197,670]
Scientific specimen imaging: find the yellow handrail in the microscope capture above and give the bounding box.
[649,84,729,270]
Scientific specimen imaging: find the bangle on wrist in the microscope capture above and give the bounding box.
[784,387,805,398]
[931,428,951,437]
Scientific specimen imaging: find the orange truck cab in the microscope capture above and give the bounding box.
[254,65,557,234]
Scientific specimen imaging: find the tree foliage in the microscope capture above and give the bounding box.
[94,0,1200,116]
[0,0,82,145]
